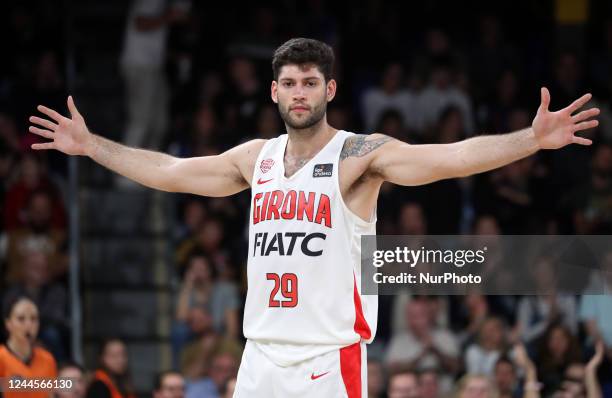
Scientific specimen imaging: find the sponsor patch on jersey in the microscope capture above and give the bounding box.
[313,163,333,178]
[260,158,275,174]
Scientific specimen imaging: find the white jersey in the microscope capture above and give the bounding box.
[244,130,378,367]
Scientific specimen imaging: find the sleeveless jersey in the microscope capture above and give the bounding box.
[244,130,378,366]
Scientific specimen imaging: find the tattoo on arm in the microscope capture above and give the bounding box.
[340,134,393,160]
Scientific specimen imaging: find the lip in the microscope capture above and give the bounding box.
[290,106,309,112]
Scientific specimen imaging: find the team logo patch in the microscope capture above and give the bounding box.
[313,163,333,178]
[260,158,275,174]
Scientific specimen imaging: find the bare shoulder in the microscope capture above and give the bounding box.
[225,138,268,184]
[339,133,395,160]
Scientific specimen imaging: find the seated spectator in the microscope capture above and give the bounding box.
[174,198,208,243]
[452,293,490,348]
[418,61,474,135]
[387,370,420,398]
[54,362,86,398]
[515,257,578,345]
[153,371,185,398]
[385,298,460,394]
[419,368,441,398]
[367,359,385,398]
[5,189,67,282]
[171,252,239,368]
[536,324,582,395]
[185,345,242,398]
[0,294,58,398]
[3,152,66,231]
[465,317,507,377]
[179,308,217,376]
[551,341,605,398]
[494,356,519,398]
[222,378,236,398]
[580,248,612,352]
[3,248,68,360]
[454,375,498,398]
[360,63,416,132]
[175,217,229,277]
[87,339,135,398]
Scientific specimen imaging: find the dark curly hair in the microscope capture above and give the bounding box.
[272,38,334,81]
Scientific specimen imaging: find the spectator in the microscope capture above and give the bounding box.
[222,378,236,398]
[5,189,68,282]
[55,362,86,398]
[119,0,188,156]
[367,359,385,398]
[171,252,239,368]
[3,249,68,360]
[361,63,415,132]
[174,198,207,243]
[175,217,229,275]
[418,61,474,136]
[385,298,460,393]
[572,143,612,234]
[515,258,578,345]
[465,317,507,377]
[536,324,582,396]
[3,152,66,231]
[87,339,135,398]
[454,375,498,398]
[185,346,241,398]
[551,342,605,398]
[0,294,58,398]
[419,369,441,398]
[153,371,185,398]
[387,370,420,398]
[494,356,519,398]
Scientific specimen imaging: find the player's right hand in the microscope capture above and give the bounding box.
[29,95,93,156]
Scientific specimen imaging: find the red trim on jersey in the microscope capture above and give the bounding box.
[340,342,361,398]
[353,274,372,340]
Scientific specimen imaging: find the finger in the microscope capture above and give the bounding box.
[572,135,593,146]
[29,126,55,139]
[538,87,550,112]
[37,105,66,123]
[31,142,56,150]
[29,116,58,131]
[67,95,81,119]
[565,93,592,114]
[572,107,600,122]
[574,119,599,131]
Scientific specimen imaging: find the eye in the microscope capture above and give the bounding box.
[283,82,294,87]
[307,81,317,87]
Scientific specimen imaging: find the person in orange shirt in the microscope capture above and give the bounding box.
[0,294,58,398]
[86,339,134,398]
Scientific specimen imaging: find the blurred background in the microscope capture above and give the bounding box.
[1,0,612,397]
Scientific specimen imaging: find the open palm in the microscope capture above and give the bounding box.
[29,96,92,156]
[532,87,599,149]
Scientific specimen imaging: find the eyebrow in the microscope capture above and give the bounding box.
[279,77,322,82]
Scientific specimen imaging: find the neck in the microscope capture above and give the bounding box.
[285,118,336,158]
[7,337,32,361]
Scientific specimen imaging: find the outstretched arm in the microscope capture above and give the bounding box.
[29,96,264,196]
[366,88,599,186]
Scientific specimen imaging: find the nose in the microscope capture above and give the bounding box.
[292,84,306,101]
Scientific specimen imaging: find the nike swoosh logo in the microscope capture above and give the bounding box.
[257,178,273,185]
[311,372,330,380]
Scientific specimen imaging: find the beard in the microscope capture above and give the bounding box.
[278,98,327,130]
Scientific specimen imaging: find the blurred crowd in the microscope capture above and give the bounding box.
[2,0,612,397]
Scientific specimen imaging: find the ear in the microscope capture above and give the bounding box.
[326,79,337,102]
[271,80,278,103]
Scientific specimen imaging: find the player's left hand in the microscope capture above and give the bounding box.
[532,87,600,149]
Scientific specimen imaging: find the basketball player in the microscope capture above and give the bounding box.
[29,38,599,397]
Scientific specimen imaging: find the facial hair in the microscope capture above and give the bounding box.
[278,97,327,131]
